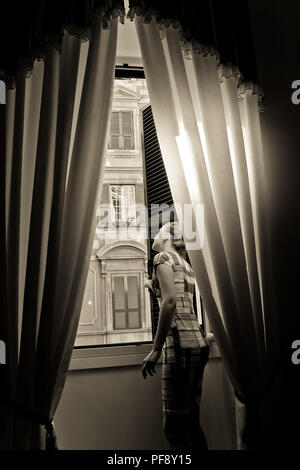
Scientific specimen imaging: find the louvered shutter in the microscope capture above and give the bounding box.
[109,112,120,149]
[142,106,176,335]
[122,111,134,150]
[142,105,200,336]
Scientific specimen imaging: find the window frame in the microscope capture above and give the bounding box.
[109,183,137,227]
[108,110,135,150]
[72,68,215,368]
[111,272,142,330]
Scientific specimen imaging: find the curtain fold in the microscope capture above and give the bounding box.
[0,17,118,450]
[134,16,283,449]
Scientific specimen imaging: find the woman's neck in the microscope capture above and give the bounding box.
[161,240,176,252]
[161,240,188,262]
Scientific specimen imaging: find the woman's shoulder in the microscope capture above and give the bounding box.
[170,251,194,274]
[153,251,175,267]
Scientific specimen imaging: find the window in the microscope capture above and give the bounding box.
[75,77,152,348]
[110,184,136,227]
[108,111,135,150]
[112,274,141,329]
[75,74,209,352]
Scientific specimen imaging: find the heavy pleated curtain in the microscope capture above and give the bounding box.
[0,16,118,449]
[134,15,286,449]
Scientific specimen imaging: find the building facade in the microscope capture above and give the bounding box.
[75,79,153,346]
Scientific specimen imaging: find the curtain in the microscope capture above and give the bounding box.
[0,12,119,450]
[128,0,259,84]
[0,0,125,87]
[133,14,286,449]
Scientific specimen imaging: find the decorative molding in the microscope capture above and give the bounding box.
[106,327,152,334]
[144,259,148,273]
[101,260,106,277]
[96,240,147,259]
[113,85,141,100]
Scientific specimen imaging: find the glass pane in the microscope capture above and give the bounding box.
[128,276,139,309]
[125,185,135,204]
[121,185,136,223]
[128,310,140,329]
[115,311,126,329]
[111,185,121,223]
[113,277,125,309]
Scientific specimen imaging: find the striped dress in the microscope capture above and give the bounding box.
[152,250,210,415]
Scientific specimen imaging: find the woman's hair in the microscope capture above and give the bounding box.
[168,222,188,260]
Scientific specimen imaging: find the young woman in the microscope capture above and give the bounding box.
[142,222,210,450]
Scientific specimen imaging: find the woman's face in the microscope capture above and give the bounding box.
[152,233,164,252]
[152,222,177,252]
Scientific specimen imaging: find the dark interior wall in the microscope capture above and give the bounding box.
[54,364,170,450]
[54,353,236,450]
[247,0,300,447]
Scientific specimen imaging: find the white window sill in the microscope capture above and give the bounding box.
[106,150,140,158]
[70,343,154,371]
[70,336,219,371]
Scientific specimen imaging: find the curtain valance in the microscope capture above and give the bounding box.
[0,0,125,88]
[128,0,260,94]
[1,0,260,97]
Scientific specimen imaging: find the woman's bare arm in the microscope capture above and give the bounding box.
[152,263,176,352]
[142,262,176,379]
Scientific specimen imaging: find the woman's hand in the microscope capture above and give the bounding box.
[142,348,161,379]
[144,278,153,290]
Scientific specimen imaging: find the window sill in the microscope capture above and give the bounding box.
[70,343,155,371]
[107,328,151,334]
[69,335,219,371]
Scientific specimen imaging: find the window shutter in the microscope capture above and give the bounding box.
[122,111,132,135]
[109,112,120,149]
[142,106,174,211]
[142,105,201,336]
[142,105,174,336]
[122,111,134,150]
[110,112,120,134]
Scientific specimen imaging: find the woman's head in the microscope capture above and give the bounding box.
[152,222,187,258]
